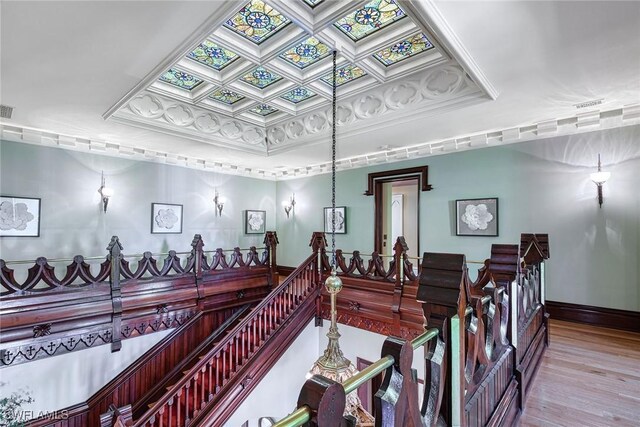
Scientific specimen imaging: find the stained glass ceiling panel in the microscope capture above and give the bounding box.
[224,0,291,45]
[321,64,367,87]
[187,40,239,70]
[279,36,331,69]
[334,0,406,41]
[280,87,316,104]
[159,69,203,90]
[209,89,245,105]
[241,66,282,89]
[373,33,434,66]
[250,104,279,116]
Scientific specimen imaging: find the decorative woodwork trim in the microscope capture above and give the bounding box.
[320,307,421,340]
[546,300,640,333]
[363,166,433,196]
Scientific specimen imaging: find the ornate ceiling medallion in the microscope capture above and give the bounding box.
[334,0,406,41]
[280,87,316,104]
[321,64,366,87]
[224,0,290,44]
[187,40,239,70]
[209,89,245,105]
[241,66,282,89]
[159,69,203,90]
[373,32,434,66]
[279,36,331,69]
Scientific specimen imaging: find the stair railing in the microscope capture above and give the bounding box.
[133,252,320,427]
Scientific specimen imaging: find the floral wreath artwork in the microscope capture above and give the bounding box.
[151,203,183,234]
[245,210,266,234]
[0,196,41,237]
[455,198,498,236]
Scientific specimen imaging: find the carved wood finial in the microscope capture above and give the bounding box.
[106,236,123,254]
[309,232,328,253]
[263,231,279,246]
[191,234,204,251]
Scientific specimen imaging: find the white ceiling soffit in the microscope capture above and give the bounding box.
[106,0,497,155]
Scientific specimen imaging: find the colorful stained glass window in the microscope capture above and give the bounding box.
[321,64,367,87]
[302,0,324,7]
[209,89,245,105]
[159,69,203,90]
[279,36,331,69]
[373,33,434,66]
[187,40,239,70]
[241,66,282,89]
[334,0,406,41]
[224,0,290,45]
[280,87,316,104]
[250,104,278,116]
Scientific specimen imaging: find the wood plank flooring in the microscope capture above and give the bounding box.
[520,319,640,427]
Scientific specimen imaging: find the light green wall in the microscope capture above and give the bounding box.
[276,125,640,311]
[0,140,277,260]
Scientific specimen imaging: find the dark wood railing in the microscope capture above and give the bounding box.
[0,232,279,366]
[126,251,321,427]
[273,232,550,427]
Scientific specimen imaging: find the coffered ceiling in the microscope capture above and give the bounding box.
[1,1,639,179]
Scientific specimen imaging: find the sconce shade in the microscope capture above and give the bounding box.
[100,187,114,197]
[590,171,611,184]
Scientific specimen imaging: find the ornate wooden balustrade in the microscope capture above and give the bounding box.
[0,232,279,367]
[273,232,549,427]
[312,232,424,340]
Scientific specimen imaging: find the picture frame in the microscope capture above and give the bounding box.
[324,206,347,234]
[456,198,498,236]
[151,203,183,234]
[0,196,41,237]
[245,210,266,234]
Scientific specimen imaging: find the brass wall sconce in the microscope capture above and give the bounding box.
[282,193,296,218]
[97,171,114,213]
[590,154,611,208]
[213,190,225,217]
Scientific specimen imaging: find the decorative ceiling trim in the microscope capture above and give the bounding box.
[5,105,637,182]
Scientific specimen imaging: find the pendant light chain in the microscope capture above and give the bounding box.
[331,50,337,269]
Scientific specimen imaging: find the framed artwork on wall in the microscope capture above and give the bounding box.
[456,198,498,236]
[151,203,183,234]
[324,206,347,234]
[0,196,41,237]
[245,210,266,234]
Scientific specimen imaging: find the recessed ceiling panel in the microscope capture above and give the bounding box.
[280,87,316,103]
[334,0,406,41]
[209,88,245,104]
[159,69,203,90]
[279,36,331,69]
[321,64,366,87]
[241,66,282,89]
[373,33,434,66]
[251,104,279,116]
[224,0,291,44]
[187,40,239,70]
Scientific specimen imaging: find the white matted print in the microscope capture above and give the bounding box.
[456,198,498,236]
[245,210,266,234]
[151,203,183,234]
[324,206,347,234]
[0,196,41,237]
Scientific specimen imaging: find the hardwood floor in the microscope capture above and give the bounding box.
[520,319,640,427]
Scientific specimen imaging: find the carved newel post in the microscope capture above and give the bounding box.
[107,236,124,353]
[264,231,279,287]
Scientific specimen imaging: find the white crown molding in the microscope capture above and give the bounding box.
[4,104,639,182]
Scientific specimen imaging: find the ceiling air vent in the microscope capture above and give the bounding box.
[0,105,14,119]
[574,99,603,109]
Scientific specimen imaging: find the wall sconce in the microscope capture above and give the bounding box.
[282,193,296,218]
[97,171,114,213]
[213,190,225,217]
[590,154,611,208]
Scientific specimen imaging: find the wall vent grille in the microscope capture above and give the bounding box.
[574,99,603,109]
[0,105,14,119]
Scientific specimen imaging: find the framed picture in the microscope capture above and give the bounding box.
[245,210,266,234]
[456,198,498,236]
[151,203,183,234]
[0,196,41,237]
[324,206,347,234]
